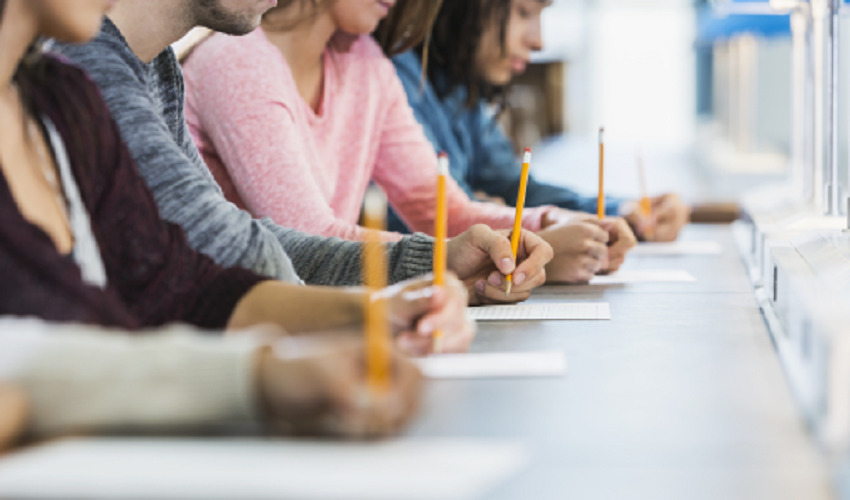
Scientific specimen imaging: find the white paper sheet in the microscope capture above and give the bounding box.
[0,438,528,500]
[416,351,567,379]
[589,270,696,285]
[467,302,610,321]
[629,241,724,256]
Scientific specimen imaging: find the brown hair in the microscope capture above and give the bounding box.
[263,0,442,57]
[373,0,443,57]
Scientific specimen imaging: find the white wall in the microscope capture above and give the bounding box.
[543,0,697,148]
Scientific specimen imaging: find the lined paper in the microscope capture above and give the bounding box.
[0,438,528,500]
[467,302,610,321]
[630,241,724,256]
[416,351,567,379]
[590,270,696,285]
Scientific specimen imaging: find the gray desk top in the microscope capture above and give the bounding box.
[406,225,833,500]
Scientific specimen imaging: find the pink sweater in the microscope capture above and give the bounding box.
[183,29,551,242]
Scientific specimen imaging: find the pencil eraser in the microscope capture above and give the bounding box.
[437,152,449,175]
[522,148,532,164]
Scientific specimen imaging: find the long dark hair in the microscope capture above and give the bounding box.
[414,0,512,109]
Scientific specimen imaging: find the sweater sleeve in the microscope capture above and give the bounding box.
[71,61,268,330]
[54,37,302,284]
[264,220,435,285]
[0,319,259,437]
[370,60,553,238]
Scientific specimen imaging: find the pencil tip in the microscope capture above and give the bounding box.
[505,282,512,298]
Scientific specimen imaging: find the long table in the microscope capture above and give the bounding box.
[407,224,832,499]
[0,226,833,499]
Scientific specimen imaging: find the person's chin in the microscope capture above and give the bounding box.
[488,73,513,87]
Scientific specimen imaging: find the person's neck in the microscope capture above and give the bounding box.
[107,0,195,63]
[0,0,39,92]
[262,12,337,85]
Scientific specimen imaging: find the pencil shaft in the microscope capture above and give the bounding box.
[507,149,532,292]
[363,189,390,393]
[432,163,448,351]
[597,137,605,220]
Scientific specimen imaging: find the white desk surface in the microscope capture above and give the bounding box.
[406,224,832,499]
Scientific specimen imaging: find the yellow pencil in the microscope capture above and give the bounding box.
[362,187,390,394]
[597,127,605,220]
[432,153,448,353]
[637,149,655,239]
[506,148,532,298]
[637,150,654,238]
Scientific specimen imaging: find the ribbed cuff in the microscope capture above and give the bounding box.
[390,233,434,283]
[178,336,260,426]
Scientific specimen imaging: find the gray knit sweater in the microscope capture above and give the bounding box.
[53,19,433,286]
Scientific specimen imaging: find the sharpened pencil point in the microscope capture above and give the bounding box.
[505,281,512,298]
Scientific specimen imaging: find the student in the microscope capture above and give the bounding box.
[392,0,691,243]
[0,319,421,439]
[0,0,423,440]
[182,0,635,284]
[54,0,553,304]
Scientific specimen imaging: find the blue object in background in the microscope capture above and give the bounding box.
[697,0,792,45]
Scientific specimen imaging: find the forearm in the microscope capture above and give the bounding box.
[227,282,367,333]
[0,320,259,438]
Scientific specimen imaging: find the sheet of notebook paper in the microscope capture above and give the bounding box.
[589,270,696,285]
[467,302,611,321]
[416,351,567,379]
[629,241,724,256]
[0,438,529,500]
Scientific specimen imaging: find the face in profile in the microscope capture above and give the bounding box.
[475,0,550,86]
[30,0,115,43]
[329,0,395,36]
[196,0,280,36]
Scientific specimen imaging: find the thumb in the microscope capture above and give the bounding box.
[471,225,516,275]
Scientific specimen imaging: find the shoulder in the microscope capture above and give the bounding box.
[184,29,278,76]
[391,50,421,81]
[52,20,145,84]
[33,54,110,115]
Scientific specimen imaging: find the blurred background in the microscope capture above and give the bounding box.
[505,0,814,209]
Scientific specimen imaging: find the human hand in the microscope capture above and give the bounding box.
[537,220,610,283]
[377,274,475,355]
[594,217,637,273]
[257,339,423,438]
[445,224,554,305]
[540,207,593,228]
[622,193,690,242]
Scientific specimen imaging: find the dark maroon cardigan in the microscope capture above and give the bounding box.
[0,56,267,330]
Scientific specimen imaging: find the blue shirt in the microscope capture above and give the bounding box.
[389,50,623,233]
